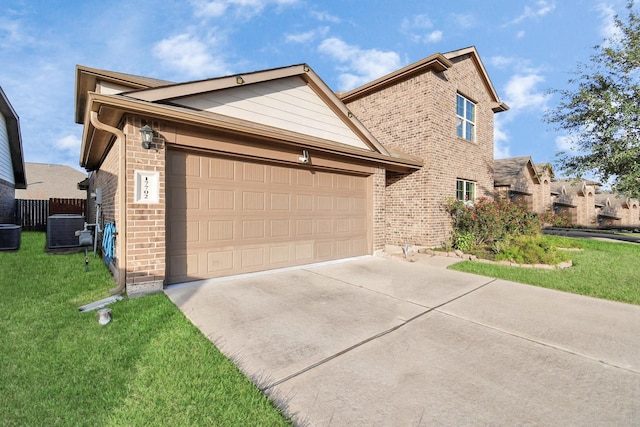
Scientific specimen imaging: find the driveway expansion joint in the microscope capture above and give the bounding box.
[435,310,640,375]
[262,278,497,391]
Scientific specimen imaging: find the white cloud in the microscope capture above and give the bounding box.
[0,17,33,49]
[506,0,556,25]
[595,2,620,43]
[318,37,402,91]
[503,73,551,113]
[311,10,341,23]
[493,115,512,159]
[55,134,82,156]
[401,14,443,44]
[190,0,298,19]
[555,134,580,153]
[153,33,231,78]
[425,30,443,43]
[451,13,474,29]
[285,27,329,44]
[488,56,515,69]
[516,30,526,38]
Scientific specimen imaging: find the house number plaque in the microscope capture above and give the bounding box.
[134,170,160,204]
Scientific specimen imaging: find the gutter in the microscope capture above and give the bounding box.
[89,111,126,295]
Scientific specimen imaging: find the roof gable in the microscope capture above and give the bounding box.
[75,65,174,124]
[443,47,508,113]
[77,64,422,171]
[124,64,387,154]
[168,76,372,151]
[339,46,508,113]
[494,156,535,186]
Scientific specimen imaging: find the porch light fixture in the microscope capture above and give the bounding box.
[236,76,244,84]
[140,124,154,149]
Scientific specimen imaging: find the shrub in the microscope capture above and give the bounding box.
[494,235,570,265]
[446,198,542,249]
[445,198,572,265]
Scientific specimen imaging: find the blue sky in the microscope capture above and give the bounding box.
[0,0,629,173]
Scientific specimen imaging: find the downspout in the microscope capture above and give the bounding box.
[90,111,127,295]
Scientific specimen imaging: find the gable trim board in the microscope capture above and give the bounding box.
[0,87,26,189]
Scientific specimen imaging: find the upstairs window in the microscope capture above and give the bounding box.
[456,94,475,141]
[456,179,476,203]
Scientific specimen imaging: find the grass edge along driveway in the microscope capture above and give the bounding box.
[0,232,290,426]
[450,236,640,306]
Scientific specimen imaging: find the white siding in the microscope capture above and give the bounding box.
[0,113,14,184]
[97,80,134,95]
[173,76,371,151]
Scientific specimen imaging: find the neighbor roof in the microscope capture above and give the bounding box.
[15,163,87,200]
[494,156,535,186]
[0,86,26,189]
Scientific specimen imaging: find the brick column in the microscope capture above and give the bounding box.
[124,116,166,296]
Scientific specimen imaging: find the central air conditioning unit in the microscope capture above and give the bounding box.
[47,214,86,249]
[0,224,21,250]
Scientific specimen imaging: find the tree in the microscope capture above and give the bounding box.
[546,1,640,198]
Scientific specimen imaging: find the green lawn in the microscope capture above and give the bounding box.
[0,232,290,426]
[450,237,640,305]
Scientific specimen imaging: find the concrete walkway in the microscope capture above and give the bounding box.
[165,254,640,426]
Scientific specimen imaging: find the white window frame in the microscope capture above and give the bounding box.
[456,93,476,142]
[456,179,476,204]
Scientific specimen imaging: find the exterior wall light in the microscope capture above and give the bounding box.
[140,124,154,149]
[236,76,244,84]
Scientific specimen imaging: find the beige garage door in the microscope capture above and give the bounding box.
[166,149,371,284]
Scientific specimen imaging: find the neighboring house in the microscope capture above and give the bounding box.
[494,156,552,214]
[15,162,87,200]
[75,46,506,295]
[0,86,26,223]
[595,193,640,227]
[341,46,508,247]
[551,179,598,226]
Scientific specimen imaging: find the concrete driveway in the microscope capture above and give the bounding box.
[165,254,640,426]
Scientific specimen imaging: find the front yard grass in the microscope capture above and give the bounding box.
[0,232,290,426]
[450,237,640,305]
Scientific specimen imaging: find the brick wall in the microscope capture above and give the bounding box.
[123,116,166,296]
[372,166,386,251]
[0,178,15,223]
[346,53,497,247]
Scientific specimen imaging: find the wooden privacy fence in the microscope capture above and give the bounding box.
[16,198,87,231]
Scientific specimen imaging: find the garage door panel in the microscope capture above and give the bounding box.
[207,250,234,272]
[270,219,291,237]
[209,157,235,179]
[271,193,290,210]
[167,150,370,283]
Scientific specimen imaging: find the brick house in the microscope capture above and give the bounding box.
[595,193,640,227]
[341,46,508,247]
[75,46,506,295]
[551,179,598,226]
[0,86,26,224]
[494,156,552,214]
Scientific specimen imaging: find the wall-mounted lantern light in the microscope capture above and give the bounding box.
[140,124,154,149]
